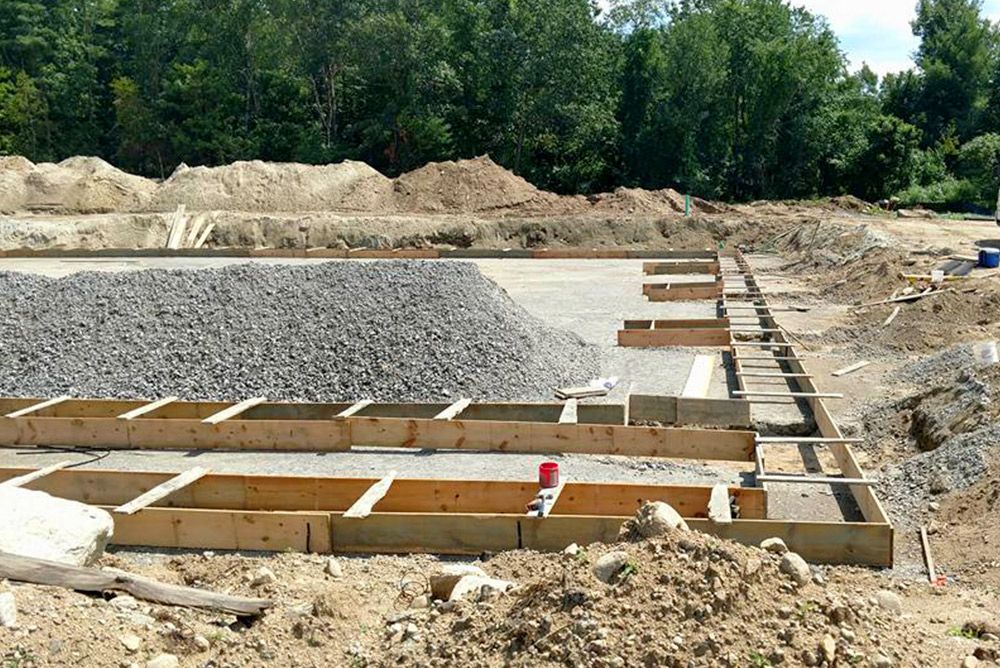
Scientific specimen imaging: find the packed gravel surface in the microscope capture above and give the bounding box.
[0,261,597,401]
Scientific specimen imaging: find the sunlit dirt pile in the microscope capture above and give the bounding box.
[0,156,155,214]
[146,160,394,213]
[368,530,916,667]
[392,155,560,213]
[0,154,745,218]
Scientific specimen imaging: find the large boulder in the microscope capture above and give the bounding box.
[0,486,114,566]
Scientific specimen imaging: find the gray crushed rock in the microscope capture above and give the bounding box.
[866,352,999,528]
[0,261,598,402]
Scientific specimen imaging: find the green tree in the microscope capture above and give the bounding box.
[912,0,993,141]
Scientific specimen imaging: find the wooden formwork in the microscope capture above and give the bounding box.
[0,466,890,564]
[0,397,756,462]
[643,278,724,302]
[642,261,721,275]
[617,318,731,347]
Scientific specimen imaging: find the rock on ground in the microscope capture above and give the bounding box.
[633,501,688,538]
[592,551,630,584]
[0,262,597,402]
[779,552,812,587]
[0,486,113,566]
[0,591,16,628]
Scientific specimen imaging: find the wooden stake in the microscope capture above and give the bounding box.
[920,526,937,583]
[558,399,578,424]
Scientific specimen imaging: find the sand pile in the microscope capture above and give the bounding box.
[592,187,728,215]
[0,156,155,213]
[146,159,394,213]
[392,155,557,213]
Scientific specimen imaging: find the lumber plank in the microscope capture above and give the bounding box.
[920,526,937,582]
[201,397,267,425]
[831,361,870,377]
[681,355,716,398]
[194,222,215,249]
[336,399,373,418]
[433,398,471,421]
[627,394,752,428]
[617,328,730,347]
[756,436,862,444]
[117,396,179,421]
[106,506,332,553]
[852,288,952,309]
[558,399,578,424]
[342,472,396,519]
[114,467,211,515]
[733,390,843,399]
[0,460,75,488]
[756,474,874,486]
[5,395,71,418]
[0,467,768,519]
[0,550,270,616]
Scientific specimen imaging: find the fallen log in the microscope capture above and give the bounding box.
[0,550,271,616]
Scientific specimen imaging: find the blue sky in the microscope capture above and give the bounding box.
[794,1,1000,74]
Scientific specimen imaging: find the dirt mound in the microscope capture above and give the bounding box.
[0,156,154,213]
[372,530,915,667]
[146,159,393,213]
[822,280,1000,354]
[392,155,557,213]
[591,187,730,216]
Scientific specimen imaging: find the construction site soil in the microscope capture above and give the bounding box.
[2,155,1000,667]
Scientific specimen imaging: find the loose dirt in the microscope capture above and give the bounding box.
[2,528,985,668]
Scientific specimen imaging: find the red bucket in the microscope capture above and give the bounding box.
[538,462,560,488]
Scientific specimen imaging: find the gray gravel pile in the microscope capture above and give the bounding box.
[0,262,598,402]
[871,363,999,528]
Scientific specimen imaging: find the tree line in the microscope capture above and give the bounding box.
[1,0,999,209]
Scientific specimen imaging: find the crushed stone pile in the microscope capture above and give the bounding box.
[0,262,597,401]
[856,350,1000,533]
[146,159,394,213]
[0,156,155,214]
[370,530,913,667]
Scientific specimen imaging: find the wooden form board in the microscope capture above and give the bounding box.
[0,397,755,461]
[642,261,721,276]
[643,280,724,302]
[0,464,888,564]
[627,394,752,428]
[617,319,730,347]
[0,247,719,260]
[0,467,767,519]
